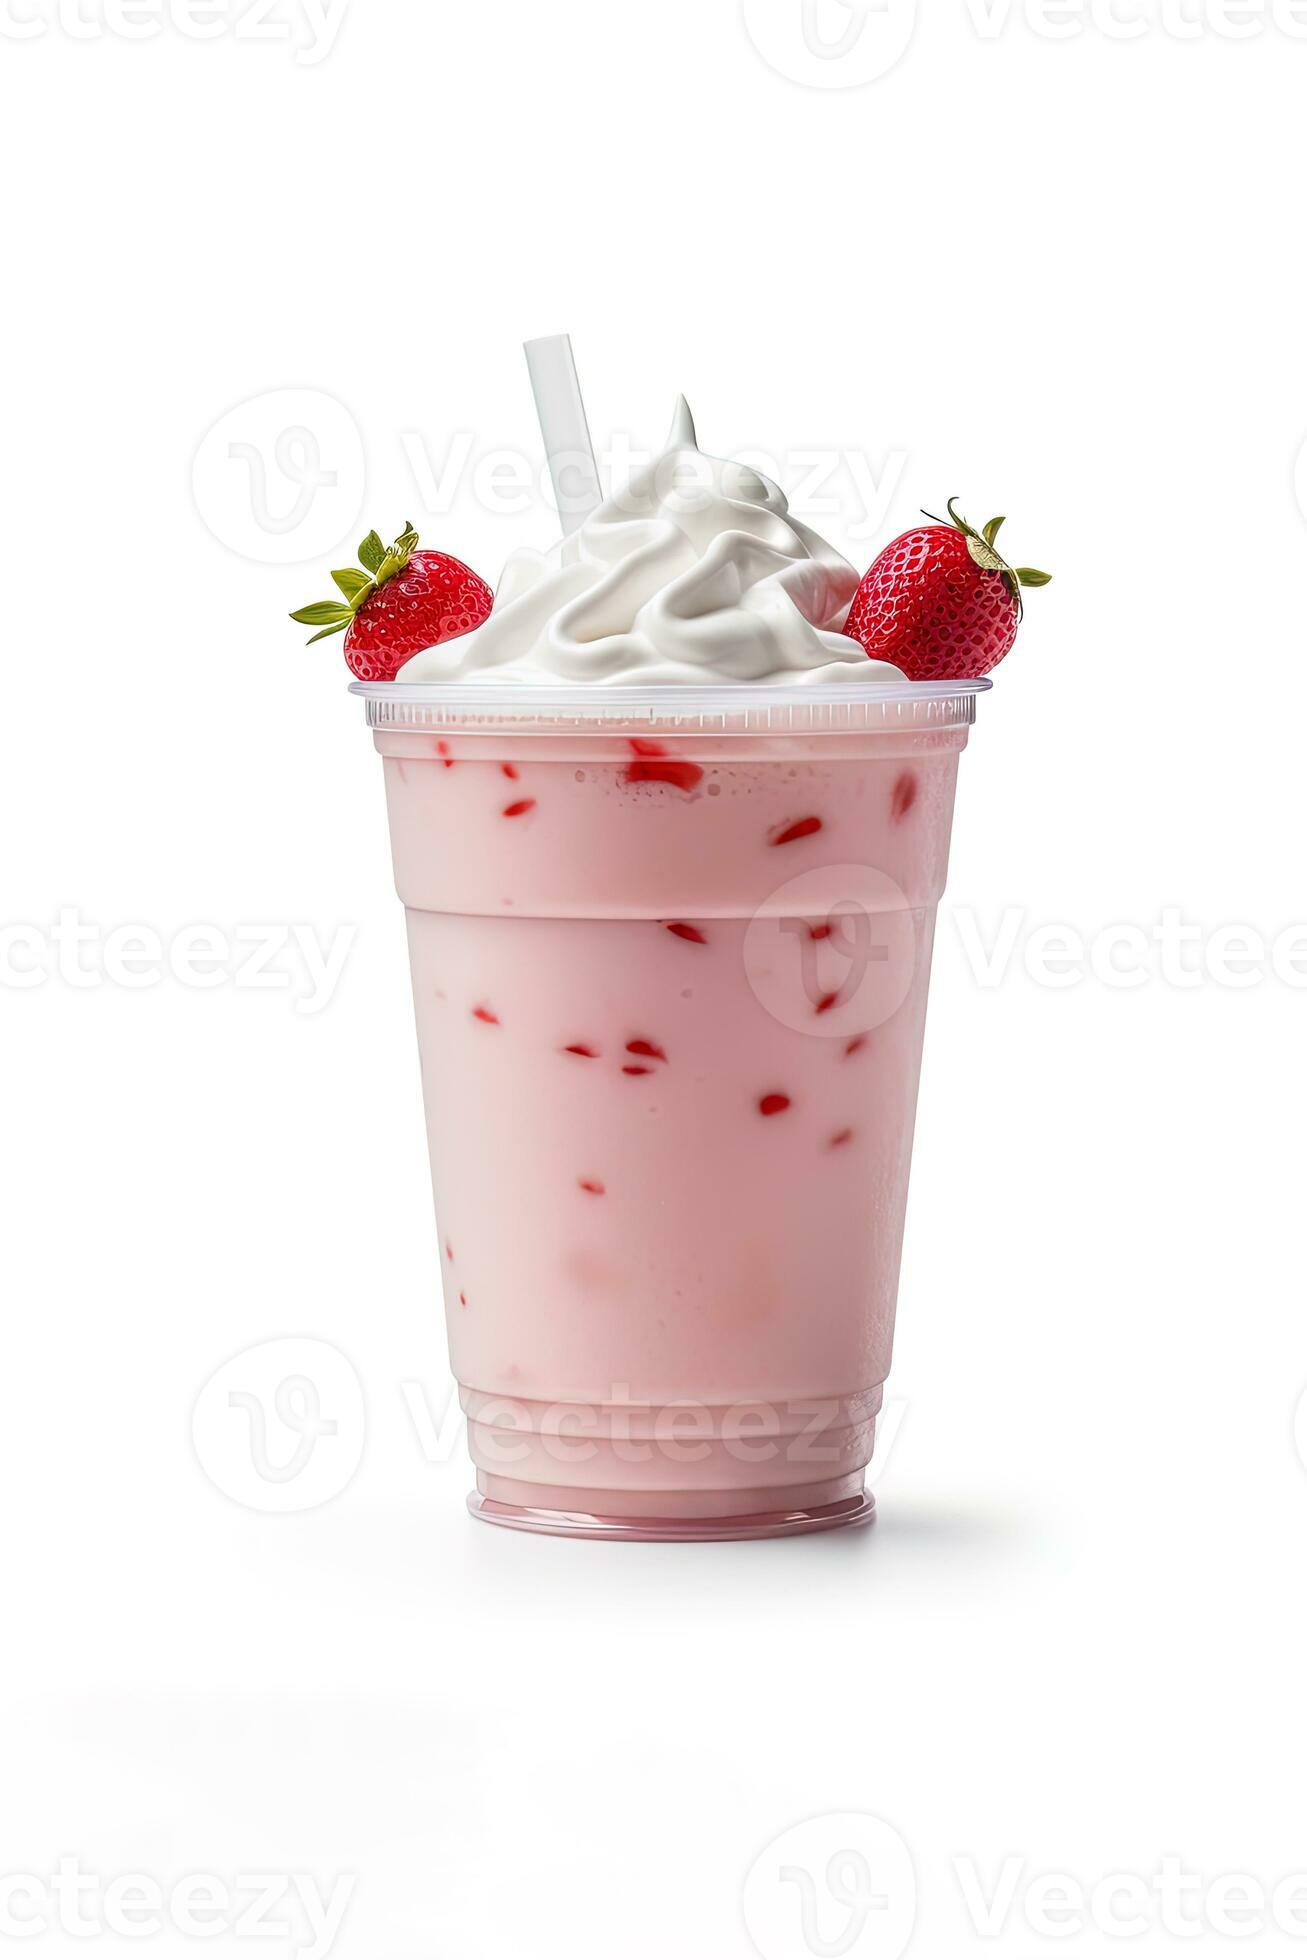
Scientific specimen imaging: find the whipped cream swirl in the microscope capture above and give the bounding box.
[398,399,899,686]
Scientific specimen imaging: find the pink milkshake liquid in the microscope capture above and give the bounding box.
[362,679,985,1539]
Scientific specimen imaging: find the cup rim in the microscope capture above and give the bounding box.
[351,675,992,707]
[351,675,993,731]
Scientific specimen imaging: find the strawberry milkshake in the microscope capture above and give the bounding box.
[305,372,1047,1539]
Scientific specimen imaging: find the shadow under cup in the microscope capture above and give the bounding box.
[357,678,987,1541]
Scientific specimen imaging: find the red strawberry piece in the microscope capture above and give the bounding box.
[771,817,823,848]
[472,1005,499,1025]
[810,923,833,941]
[292,522,493,682]
[503,799,536,819]
[564,1043,599,1059]
[501,763,519,780]
[815,992,840,1016]
[845,1036,869,1058]
[578,1179,606,1196]
[759,1094,791,1117]
[666,923,708,945]
[437,741,454,768]
[830,1129,855,1149]
[891,773,918,822]
[623,1066,653,1077]
[627,1040,666,1062]
[843,500,1050,683]
[625,738,703,793]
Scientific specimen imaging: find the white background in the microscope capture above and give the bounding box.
[3,2,1306,1956]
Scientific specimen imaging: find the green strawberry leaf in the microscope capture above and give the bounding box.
[358,531,386,574]
[1016,568,1052,587]
[306,621,350,645]
[290,601,352,625]
[983,516,1006,547]
[332,568,372,602]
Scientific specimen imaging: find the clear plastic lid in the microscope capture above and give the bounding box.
[351,677,991,736]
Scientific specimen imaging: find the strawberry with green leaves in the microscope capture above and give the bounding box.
[844,500,1050,682]
[292,523,493,682]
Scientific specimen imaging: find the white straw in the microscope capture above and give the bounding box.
[523,334,604,536]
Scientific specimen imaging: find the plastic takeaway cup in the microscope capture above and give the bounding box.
[355,676,988,1540]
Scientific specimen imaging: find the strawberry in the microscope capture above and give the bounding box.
[844,501,1050,682]
[291,522,493,682]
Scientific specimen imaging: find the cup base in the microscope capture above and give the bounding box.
[466,1487,876,1543]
